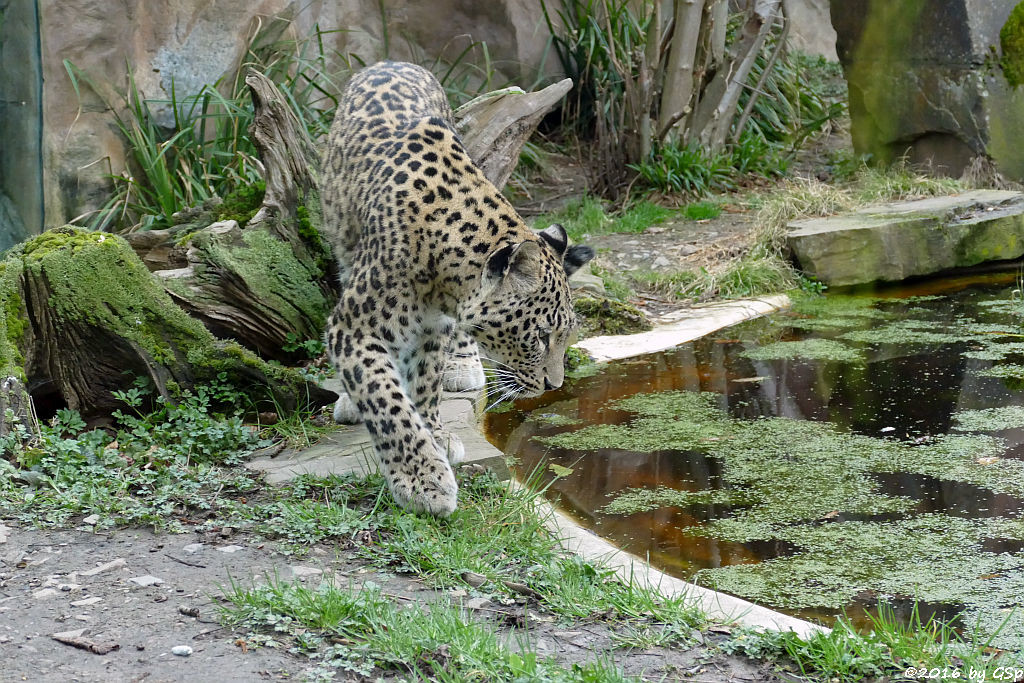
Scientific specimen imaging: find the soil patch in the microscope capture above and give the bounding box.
[0,523,785,682]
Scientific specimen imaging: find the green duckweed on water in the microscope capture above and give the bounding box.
[952,405,1024,432]
[529,413,583,427]
[964,342,1024,361]
[978,363,1024,378]
[840,318,988,346]
[738,338,863,363]
[600,486,742,515]
[535,388,1024,649]
[789,293,892,319]
[779,316,865,332]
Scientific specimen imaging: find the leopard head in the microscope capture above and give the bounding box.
[464,224,595,399]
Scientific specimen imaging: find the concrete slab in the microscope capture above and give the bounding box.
[575,295,790,362]
[245,389,497,484]
[788,190,1024,286]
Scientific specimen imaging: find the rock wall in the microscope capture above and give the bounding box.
[831,0,1024,179]
[785,0,837,60]
[16,0,560,236]
[0,0,837,239]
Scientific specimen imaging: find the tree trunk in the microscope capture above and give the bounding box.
[0,69,571,421]
[658,0,707,139]
[692,0,782,152]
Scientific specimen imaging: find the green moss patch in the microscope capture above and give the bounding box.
[215,181,265,226]
[1001,1,1024,88]
[574,295,651,337]
[0,258,27,380]
[192,226,330,337]
[17,226,318,409]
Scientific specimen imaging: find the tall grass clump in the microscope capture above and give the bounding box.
[726,604,1018,682]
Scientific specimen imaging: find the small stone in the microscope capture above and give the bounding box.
[58,583,81,592]
[71,597,103,607]
[289,566,323,578]
[79,558,127,577]
[128,575,164,587]
[171,645,193,657]
[465,597,490,610]
[460,571,487,588]
[652,255,672,268]
[181,543,204,555]
[82,514,100,526]
[33,588,59,600]
[216,545,244,554]
[448,589,467,598]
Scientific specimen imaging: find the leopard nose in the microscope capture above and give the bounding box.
[543,378,555,391]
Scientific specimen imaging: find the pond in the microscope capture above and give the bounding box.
[485,272,1024,650]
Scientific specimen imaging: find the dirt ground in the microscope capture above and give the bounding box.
[0,523,787,682]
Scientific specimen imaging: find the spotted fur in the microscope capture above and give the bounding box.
[320,61,594,516]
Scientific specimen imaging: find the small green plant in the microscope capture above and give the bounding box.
[1,375,266,529]
[282,332,325,358]
[535,197,673,241]
[630,142,735,197]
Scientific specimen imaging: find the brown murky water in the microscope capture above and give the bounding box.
[484,272,1024,632]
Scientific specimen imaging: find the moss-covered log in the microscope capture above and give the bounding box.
[6,227,332,417]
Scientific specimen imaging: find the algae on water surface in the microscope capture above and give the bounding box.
[507,284,1024,649]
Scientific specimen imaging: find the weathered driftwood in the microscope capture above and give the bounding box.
[454,78,573,190]
[125,70,334,361]
[1,69,570,420]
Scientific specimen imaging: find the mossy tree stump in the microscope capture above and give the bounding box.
[4,227,333,417]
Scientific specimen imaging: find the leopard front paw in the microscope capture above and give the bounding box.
[332,393,362,424]
[387,463,458,517]
[434,429,465,465]
[442,356,486,392]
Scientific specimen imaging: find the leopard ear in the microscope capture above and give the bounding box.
[484,240,542,295]
[536,223,568,257]
[563,244,595,276]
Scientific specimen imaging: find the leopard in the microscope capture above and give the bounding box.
[319,61,594,516]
